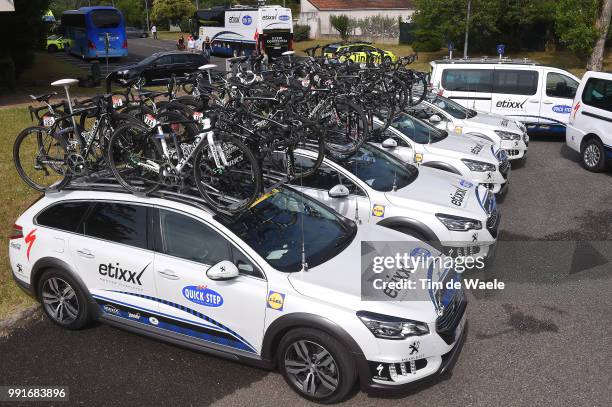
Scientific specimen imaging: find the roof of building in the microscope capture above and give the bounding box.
[306,0,413,10]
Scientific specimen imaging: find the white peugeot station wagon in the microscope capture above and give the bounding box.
[9,187,466,403]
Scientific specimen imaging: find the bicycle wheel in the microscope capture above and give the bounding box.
[107,122,161,194]
[193,131,261,213]
[13,126,71,192]
[322,99,368,156]
[403,71,428,107]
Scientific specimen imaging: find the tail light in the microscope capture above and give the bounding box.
[88,39,96,49]
[122,39,128,48]
[289,38,293,51]
[10,224,23,240]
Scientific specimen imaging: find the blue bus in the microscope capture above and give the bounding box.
[61,6,128,59]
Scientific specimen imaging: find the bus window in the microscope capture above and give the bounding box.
[91,9,122,29]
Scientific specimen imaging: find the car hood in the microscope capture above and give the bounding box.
[468,111,523,133]
[288,224,446,322]
[385,167,485,216]
[424,135,497,162]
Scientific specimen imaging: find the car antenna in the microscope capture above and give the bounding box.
[299,155,309,272]
[392,170,398,191]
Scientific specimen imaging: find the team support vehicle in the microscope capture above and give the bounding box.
[407,93,529,160]
[60,6,128,59]
[194,4,293,58]
[429,58,580,134]
[291,144,499,259]
[9,187,466,403]
[372,113,510,194]
[566,71,612,172]
[323,42,398,64]
[46,34,68,52]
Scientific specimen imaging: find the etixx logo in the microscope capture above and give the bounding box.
[99,262,148,285]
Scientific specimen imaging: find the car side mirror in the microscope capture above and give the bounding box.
[429,114,442,124]
[328,184,350,198]
[382,138,398,149]
[206,260,239,280]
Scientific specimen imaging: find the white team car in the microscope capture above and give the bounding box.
[293,144,499,259]
[406,94,529,161]
[373,113,511,194]
[9,187,466,403]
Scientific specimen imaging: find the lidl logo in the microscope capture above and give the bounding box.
[267,291,285,311]
[372,204,385,217]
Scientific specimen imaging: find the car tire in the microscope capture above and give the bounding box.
[47,44,58,53]
[383,56,392,64]
[37,268,92,330]
[278,328,356,404]
[582,138,606,172]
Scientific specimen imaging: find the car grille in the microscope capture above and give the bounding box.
[506,149,520,157]
[486,207,500,238]
[450,245,481,257]
[436,290,467,345]
[498,159,510,179]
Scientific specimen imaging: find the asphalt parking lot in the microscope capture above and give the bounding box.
[1,135,611,406]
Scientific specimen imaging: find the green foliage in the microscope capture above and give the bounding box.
[554,0,599,58]
[352,15,399,40]
[0,0,51,79]
[330,14,352,42]
[151,0,196,26]
[294,24,310,42]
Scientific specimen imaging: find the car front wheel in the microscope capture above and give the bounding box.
[278,328,356,404]
[582,138,606,172]
[37,269,92,330]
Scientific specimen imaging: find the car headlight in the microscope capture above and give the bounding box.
[494,130,521,140]
[118,69,129,75]
[436,213,482,231]
[357,311,429,339]
[461,158,496,172]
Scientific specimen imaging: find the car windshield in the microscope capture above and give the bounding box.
[139,54,159,65]
[391,113,448,144]
[338,145,419,191]
[426,94,478,119]
[216,188,357,273]
[324,45,339,54]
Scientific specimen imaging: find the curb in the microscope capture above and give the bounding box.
[0,304,42,338]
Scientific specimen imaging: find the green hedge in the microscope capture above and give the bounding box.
[294,24,310,42]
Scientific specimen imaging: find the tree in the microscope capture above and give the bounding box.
[330,14,352,42]
[0,0,51,80]
[587,0,612,71]
[555,0,599,59]
[151,0,196,28]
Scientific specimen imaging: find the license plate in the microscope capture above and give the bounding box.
[42,116,55,127]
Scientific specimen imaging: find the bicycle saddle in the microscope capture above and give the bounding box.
[29,92,57,102]
[51,78,79,87]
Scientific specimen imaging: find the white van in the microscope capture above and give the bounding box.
[566,71,612,172]
[429,58,580,133]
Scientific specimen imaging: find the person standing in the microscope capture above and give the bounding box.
[187,35,195,53]
[151,25,157,40]
[203,36,211,59]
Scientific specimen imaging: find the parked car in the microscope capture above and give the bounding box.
[429,58,580,134]
[372,113,510,195]
[407,94,529,161]
[566,71,612,172]
[291,144,499,258]
[125,26,148,38]
[46,34,68,52]
[116,51,208,85]
[9,187,466,403]
[323,42,398,64]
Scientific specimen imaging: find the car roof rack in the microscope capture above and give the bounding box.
[434,56,540,66]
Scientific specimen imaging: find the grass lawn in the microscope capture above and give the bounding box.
[156,31,190,41]
[0,106,40,319]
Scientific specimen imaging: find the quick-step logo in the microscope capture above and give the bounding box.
[182,285,224,307]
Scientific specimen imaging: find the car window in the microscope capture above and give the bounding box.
[295,158,366,197]
[582,77,612,112]
[493,69,539,95]
[172,54,190,64]
[155,55,172,65]
[370,123,410,147]
[231,246,264,278]
[36,201,90,233]
[442,69,493,93]
[160,209,230,265]
[427,95,469,119]
[546,72,578,99]
[391,113,448,144]
[83,202,148,249]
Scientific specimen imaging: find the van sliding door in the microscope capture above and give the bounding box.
[441,68,492,111]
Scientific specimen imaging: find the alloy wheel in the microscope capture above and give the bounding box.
[584,144,601,168]
[284,340,339,398]
[42,277,80,325]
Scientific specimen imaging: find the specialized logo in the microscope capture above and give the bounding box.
[409,340,420,355]
[25,229,37,261]
[450,187,468,207]
[103,304,120,315]
[279,15,290,21]
[572,102,581,119]
[16,263,23,274]
[99,262,148,286]
[459,179,473,188]
[242,15,252,25]
[376,364,384,376]
[372,204,385,217]
[552,105,572,114]
[182,285,224,307]
[495,99,527,109]
[470,143,484,155]
[267,291,285,311]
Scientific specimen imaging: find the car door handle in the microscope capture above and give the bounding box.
[542,100,554,104]
[77,249,94,259]
[158,269,180,280]
[529,99,539,103]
